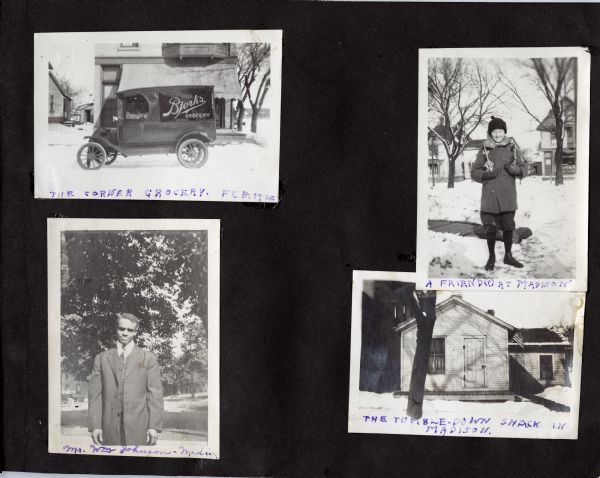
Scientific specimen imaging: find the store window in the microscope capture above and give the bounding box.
[100,66,120,127]
[119,42,140,50]
[215,97,226,128]
[566,126,574,144]
[428,338,445,374]
[124,94,149,121]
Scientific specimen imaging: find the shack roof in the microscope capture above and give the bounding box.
[394,295,515,334]
[510,328,570,346]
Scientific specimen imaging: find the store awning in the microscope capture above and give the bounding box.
[118,60,242,100]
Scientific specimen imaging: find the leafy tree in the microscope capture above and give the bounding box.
[61,230,208,383]
[162,316,208,397]
[236,43,271,133]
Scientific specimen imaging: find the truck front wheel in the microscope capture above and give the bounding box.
[76,142,106,170]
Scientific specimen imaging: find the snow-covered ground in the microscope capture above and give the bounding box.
[536,385,572,406]
[37,122,279,202]
[349,391,577,439]
[427,177,578,279]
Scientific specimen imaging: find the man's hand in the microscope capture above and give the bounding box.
[91,429,103,445]
[146,428,158,446]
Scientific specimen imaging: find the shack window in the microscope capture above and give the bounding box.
[540,355,553,380]
[49,95,54,113]
[124,95,149,121]
[428,338,445,374]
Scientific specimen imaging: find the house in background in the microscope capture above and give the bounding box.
[393,294,572,401]
[427,118,472,183]
[48,62,72,123]
[509,328,572,395]
[73,102,94,124]
[61,371,88,404]
[427,118,524,184]
[94,42,242,135]
[536,97,577,176]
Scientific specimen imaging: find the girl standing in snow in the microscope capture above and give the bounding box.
[471,117,528,271]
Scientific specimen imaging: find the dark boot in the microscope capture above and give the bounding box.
[504,253,523,268]
[503,231,523,268]
[485,232,496,271]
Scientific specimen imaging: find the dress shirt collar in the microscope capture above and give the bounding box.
[116,341,135,360]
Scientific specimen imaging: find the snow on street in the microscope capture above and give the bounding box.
[427,177,578,279]
[38,123,279,201]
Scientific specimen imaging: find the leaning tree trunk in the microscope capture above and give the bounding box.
[406,318,435,418]
[406,291,437,419]
[447,158,456,189]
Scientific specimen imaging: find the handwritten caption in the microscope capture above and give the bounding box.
[62,444,215,458]
[48,188,276,202]
[360,415,568,436]
[423,278,574,291]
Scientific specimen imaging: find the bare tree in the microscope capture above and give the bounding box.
[428,58,502,188]
[236,43,271,133]
[500,58,576,185]
[55,75,84,105]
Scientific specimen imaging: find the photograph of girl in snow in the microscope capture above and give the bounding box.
[471,117,528,271]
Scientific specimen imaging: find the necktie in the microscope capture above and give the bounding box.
[119,351,125,363]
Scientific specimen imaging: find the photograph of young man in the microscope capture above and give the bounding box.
[88,312,164,446]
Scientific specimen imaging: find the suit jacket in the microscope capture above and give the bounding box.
[88,345,164,446]
[470,138,528,214]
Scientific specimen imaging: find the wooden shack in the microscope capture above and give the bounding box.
[395,295,515,401]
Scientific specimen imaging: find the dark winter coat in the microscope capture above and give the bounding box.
[88,345,164,445]
[470,138,527,213]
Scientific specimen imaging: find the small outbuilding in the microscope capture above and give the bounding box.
[395,295,516,400]
[48,62,72,123]
[394,295,572,401]
[509,328,572,395]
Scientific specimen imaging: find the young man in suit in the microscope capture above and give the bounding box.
[88,313,164,446]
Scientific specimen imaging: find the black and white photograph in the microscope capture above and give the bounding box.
[348,271,584,439]
[34,31,282,202]
[415,47,589,291]
[48,219,220,458]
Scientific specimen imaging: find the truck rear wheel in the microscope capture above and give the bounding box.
[176,138,209,169]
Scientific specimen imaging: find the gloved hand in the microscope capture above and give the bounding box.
[481,168,498,180]
[504,163,522,177]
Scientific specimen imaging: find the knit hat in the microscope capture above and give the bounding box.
[488,116,507,135]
